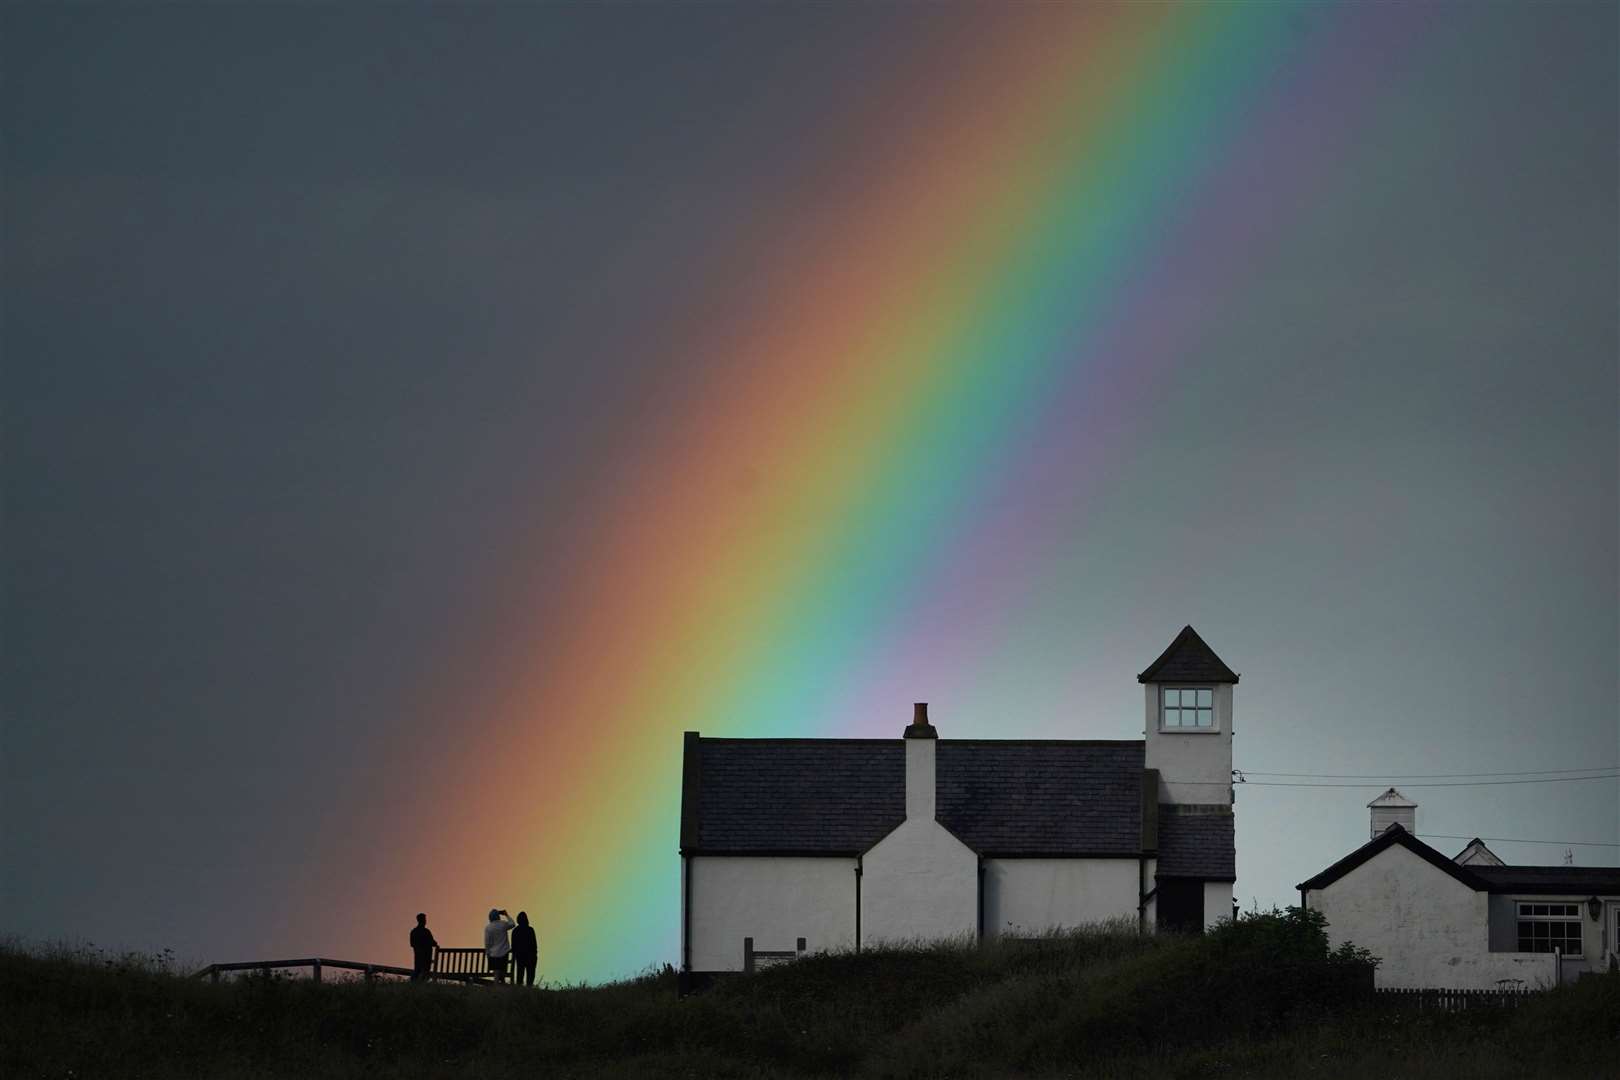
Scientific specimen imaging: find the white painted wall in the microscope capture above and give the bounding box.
[687,856,856,972]
[861,819,978,945]
[1142,683,1233,806]
[983,858,1139,938]
[1306,843,1556,990]
[1489,893,1616,975]
[1455,840,1504,866]
[1141,857,1156,930]
[906,736,936,820]
[1204,880,1233,930]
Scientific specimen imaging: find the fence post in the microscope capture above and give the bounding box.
[210,967,220,985]
[312,960,322,984]
[796,938,806,956]
[744,937,754,975]
[365,964,375,983]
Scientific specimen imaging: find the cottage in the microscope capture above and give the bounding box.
[1298,792,1620,989]
[678,626,1240,974]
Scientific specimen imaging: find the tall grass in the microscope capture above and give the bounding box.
[2,910,1615,1079]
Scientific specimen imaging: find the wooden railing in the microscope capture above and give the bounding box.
[743,936,806,974]
[194,949,502,985]
[193,958,415,983]
[1374,987,1538,1012]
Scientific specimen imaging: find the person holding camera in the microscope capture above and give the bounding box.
[484,908,515,984]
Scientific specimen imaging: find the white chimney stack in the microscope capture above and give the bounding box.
[1368,787,1417,839]
[904,702,938,821]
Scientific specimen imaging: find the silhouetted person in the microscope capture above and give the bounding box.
[511,911,538,987]
[410,913,437,982]
[484,908,514,984]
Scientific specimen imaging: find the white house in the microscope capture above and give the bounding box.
[1298,792,1620,990]
[678,626,1240,974]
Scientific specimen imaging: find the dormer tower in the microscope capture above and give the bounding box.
[1138,625,1240,807]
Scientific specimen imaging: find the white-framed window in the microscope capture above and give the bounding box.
[1161,687,1214,730]
[1517,902,1581,954]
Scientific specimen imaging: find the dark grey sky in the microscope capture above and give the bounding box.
[3,3,1616,979]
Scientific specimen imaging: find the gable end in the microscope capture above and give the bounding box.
[1296,824,1487,893]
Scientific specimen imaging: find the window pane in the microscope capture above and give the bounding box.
[1197,689,1213,707]
[1165,709,1181,727]
[1197,709,1212,727]
[1164,689,1178,707]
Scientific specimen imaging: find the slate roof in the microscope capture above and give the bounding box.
[1469,866,1620,896]
[684,737,903,854]
[1298,825,1620,896]
[682,736,1158,858]
[935,741,1146,856]
[1296,825,1486,892]
[1137,625,1240,685]
[1157,809,1236,880]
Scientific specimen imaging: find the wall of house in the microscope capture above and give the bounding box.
[861,819,977,945]
[1306,844,1556,990]
[1142,683,1233,806]
[1204,880,1233,930]
[1488,892,1616,974]
[982,858,1139,938]
[1141,857,1156,930]
[686,855,856,972]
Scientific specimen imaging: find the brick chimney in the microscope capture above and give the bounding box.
[904,702,937,820]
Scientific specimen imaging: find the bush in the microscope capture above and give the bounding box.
[4,921,1606,1080]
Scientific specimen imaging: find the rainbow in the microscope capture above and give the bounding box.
[321,2,1431,981]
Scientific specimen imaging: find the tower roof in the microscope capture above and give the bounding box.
[1367,787,1418,808]
[1136,625,1240,684]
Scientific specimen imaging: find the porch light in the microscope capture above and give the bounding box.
[1587,896,1602,919]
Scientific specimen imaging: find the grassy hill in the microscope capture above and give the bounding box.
[3,910,1615,1079]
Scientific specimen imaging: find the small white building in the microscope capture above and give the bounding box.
[1298,793,1620,990]
[679,626,1241,974]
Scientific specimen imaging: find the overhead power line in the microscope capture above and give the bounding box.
[1417,833,1620,849]
[1238,773,1617,789]
[1242,765,1620,780]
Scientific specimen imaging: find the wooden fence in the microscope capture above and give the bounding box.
[193,958,415,984]
[743,937,806,974]
[194,949,503,985]
[1374,987,1538,1012]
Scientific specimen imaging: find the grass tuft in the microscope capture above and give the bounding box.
[2,910,1615,1078]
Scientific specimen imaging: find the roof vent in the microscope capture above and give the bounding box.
[1367,787,1417,839]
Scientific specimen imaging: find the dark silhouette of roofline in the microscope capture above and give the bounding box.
[1468,866,1620,894]
[681,847,1159,860]
[1301,827,1620,895]
[1136,624,1240,684]
[692,736,1146,747]
[693,736,897,745]
[683,848,866,858]
[1296,824,1487,893]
